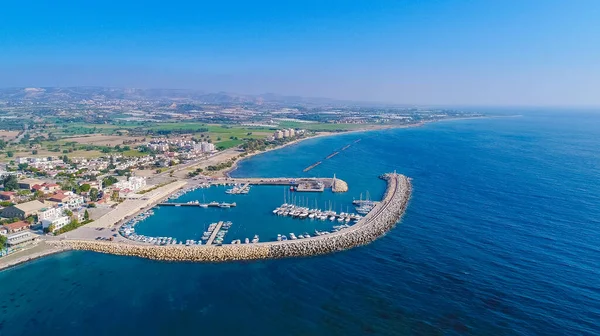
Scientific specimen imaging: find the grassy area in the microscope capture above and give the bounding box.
[215,139,244,149]
[121,149,147,157]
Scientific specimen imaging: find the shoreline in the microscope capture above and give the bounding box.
[224,115,494,177]
[0,115,489,271]
[0,242,71,272]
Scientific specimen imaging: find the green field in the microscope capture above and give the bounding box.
[215,139,244,149]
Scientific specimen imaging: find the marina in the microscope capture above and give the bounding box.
[49,173,412,262]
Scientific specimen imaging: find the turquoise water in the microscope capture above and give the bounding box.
[134,183,383,243]
[1,111,600,335]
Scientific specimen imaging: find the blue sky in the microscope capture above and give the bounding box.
[1,0,599,106]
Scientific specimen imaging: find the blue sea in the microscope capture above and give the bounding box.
[1,110,599,335]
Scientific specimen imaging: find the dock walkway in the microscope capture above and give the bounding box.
[206,221,224,245]
[158,202,236,207]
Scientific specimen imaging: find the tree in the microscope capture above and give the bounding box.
[80,184,91,192]
[6,151,14,158]
[102,176,118,187]
[32,149,38,155]
[2,175,18,191]
[84,210,89,221]
[0,235,7,249]
[110,190,120,202]
[89,188,99,202]
[64,209,73,217]
[33,190,44,199]
[46,224,56,233]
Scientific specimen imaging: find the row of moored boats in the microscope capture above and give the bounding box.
[273,204,363,223]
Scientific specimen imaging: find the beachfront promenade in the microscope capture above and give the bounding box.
[47,173,412,262]
[88,181,187,228]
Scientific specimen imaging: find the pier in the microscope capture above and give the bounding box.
[47,172,412,263]
[205,221,224,245]
[220,177,347,193]
[157,202,236,207]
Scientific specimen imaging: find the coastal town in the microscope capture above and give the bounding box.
[0,127,311,262]
[0,87,478,267]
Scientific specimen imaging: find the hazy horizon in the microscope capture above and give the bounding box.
[2,0,599,106]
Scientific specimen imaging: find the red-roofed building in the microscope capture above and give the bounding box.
[0,191,16,201]
[48,192,68,202]
[2,220,31,233]
[32,183,62,194]
[44,183,61,192]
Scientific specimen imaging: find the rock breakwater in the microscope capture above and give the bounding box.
[48,173,411,263]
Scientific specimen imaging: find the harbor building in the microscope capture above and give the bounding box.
[0,200,46,219]
[6,231,36,247]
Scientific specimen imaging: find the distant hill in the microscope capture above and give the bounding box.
[0,87,376,106]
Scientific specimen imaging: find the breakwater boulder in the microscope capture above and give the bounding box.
[48,173,412,262]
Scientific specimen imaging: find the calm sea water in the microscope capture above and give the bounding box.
[1,111,600,335]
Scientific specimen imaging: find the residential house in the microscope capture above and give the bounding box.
[0,191,16,201]
[48,192,85,210]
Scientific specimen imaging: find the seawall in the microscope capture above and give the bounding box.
[47,173,412,262]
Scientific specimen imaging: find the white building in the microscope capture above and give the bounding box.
[38,207,61,222]
[283,129,290,138]
[113,176,147,192]
[200,142,215,152]
[6,231,36,246]
[41,215,70,232]
[288,128,295,137]
[64,195,85,210]
[274,130,283,139]
[15,157,30,164]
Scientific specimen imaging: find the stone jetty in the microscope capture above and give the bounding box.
[47,172,412,263]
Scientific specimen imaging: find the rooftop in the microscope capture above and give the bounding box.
[3,220,30,231]
[13,200,46,213]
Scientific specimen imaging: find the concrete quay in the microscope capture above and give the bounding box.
[47,173,411,263]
